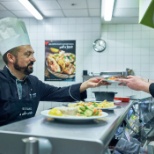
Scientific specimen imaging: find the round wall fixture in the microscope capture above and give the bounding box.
[93,39,106,52]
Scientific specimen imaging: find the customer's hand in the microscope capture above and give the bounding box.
[118,76,150,92]
[80,77,110,92]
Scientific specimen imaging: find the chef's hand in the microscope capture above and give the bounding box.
[118,75,150,92]
[80,77,110,92]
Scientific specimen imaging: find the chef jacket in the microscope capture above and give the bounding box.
[0,66,87,125]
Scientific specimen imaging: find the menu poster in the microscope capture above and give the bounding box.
[45,40,76,81]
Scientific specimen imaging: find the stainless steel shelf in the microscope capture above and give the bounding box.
[83,68,134,82]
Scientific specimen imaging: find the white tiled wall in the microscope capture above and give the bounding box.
[98,24,154,99]
[1,17,153,114]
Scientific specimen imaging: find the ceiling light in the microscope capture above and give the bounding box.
[103,0,115,21]
[18,0,43,20]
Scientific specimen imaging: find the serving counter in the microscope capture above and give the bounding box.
[0,102,132,154]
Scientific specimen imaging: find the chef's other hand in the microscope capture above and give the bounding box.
[80,77,110,92]
[118,76,150,92]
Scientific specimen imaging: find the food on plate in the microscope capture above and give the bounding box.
[105,76,119,81]
[63,63,75,75]
[68,100,115,109]
[57,107,78,115]
[46,55,61,73]
[105,76,127,81]
[65,53,75,63]
[50,47,60,53]
[48,106,102,117]
[49,108,63,116]
[46,50,76,75]
[68,101,97,107]
[97,100,115,108]
[77,104,102,116]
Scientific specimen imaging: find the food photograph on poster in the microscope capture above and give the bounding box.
[45,40,76,81]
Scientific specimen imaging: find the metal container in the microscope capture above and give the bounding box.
[93,91,117,101]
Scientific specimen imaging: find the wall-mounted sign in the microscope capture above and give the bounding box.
[45,40,76,81]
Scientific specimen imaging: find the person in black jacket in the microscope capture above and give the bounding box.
[118,76,154,97]
[0,17,108,125]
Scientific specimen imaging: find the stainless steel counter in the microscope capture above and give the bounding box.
[0,102,132,154]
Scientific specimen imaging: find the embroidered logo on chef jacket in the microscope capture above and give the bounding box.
[29,93,36,99]
[21,107,33,116]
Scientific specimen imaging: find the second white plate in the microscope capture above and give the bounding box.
[97,106,117,110]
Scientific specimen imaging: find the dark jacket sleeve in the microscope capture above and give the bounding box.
[30,76,87,102]
[68,83,87,101]
[149,83,154,97]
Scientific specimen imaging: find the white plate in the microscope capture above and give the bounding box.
[41,110,108,122]
[103,79,119,83]
[97,106,117,110]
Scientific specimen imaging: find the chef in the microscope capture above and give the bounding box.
[0,17,108,126]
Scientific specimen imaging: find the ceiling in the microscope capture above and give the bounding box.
[0,0,139,24]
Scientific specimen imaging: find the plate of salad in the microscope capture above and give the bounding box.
[41,106,108,122]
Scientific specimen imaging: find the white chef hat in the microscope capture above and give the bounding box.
[0,17,30,56]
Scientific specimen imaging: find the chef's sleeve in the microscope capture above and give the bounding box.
[69,83,87,101]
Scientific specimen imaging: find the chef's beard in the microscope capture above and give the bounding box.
[14,60,34,75]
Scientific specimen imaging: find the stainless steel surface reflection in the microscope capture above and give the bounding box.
[0,102,132,154]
